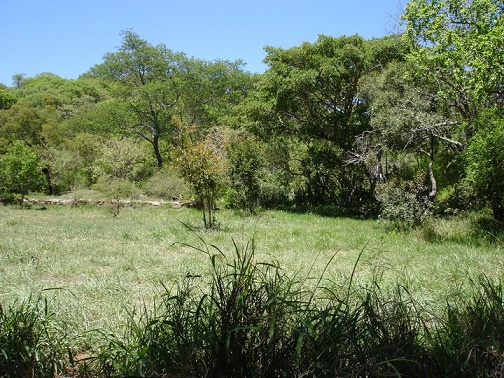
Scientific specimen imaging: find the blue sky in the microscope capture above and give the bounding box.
[0,0,406,86]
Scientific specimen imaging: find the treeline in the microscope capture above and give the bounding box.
[1,0,503,226]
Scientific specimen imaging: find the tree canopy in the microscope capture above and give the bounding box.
[1,11,503,224]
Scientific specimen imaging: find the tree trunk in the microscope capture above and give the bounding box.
[418,132,438,225]
[427,132,437,201]
[153,134,163,169]
[42,167,53,195]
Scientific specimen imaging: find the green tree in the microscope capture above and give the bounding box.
[176,133,227,229]
[357,61,463,221]
[403,0,504,220]
[465,116,504,222]
[403,0,504,128]
[0,85,17,110]
[11,73,26,88]
[0,141,45,205]
[226,132,264,214]
[93,137,155,183]
[174,58,253,139]
[247,34,405,209]
[0,103,47,152]
[90,30,184,168]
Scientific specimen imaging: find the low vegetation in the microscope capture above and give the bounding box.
[0,204,503,376]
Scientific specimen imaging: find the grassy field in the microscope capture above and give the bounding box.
[0,201,503,334]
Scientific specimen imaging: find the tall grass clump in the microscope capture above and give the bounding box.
[0,293,70,377]
[292,271,427,376]
[426,275,504,377]
[91,238,432,377]
[92,238,305,377]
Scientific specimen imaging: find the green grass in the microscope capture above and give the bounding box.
[0,203,503,376]
[0,203,502,333]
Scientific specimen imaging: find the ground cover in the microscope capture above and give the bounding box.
[1,202,503,376]
[0,202,502,332]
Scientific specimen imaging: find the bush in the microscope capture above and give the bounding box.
[376,174,430,229]
[143,167,186,200]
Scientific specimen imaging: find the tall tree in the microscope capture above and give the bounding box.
[174,58,253,139]
[90,30,185,168]
[247,34,405,208]
[403,0,504,129]
[404,0,504,221]
[358,61,462,222]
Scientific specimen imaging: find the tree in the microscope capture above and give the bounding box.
[90,30,185,168]
[403,0,504,220]
[0,103,47,152]
[173,58,253,139]
[93,137,155,183]
[176,132,227,229]
[357,61,463,221]
[0,141,45,205]
[11,73,26,89]
[0,85,17,110]
[226,132,264,214]
[465,116,504,222]
[246,34,406,209]
[403,0,504,129]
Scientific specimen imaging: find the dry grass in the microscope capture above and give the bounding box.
[0,203,502,333]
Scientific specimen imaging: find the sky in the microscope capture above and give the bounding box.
[0,0,406,87]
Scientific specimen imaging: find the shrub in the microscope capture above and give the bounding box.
[142,166,186,200]
[225,134,264,214]
[376,173,430,229]
[0,141,45,205]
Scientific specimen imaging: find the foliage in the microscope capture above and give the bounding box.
[427,276,504,377]
[247,34,406,207]
[174,58,253,137]
[93,137,155,183]
[0,140,45,204]
[38,133,102,194]
[90,30,185,168]
[0,103,48,152]
[357,60,464,216]
[225,132,265,213]
[17,73,104,111]
[464,116,504,221]
[403,0,504,124]
[92,177,141,216]
[143,166,187,200]
[0,85,17,110]
[375,173,430,228]
[176,134,227,229]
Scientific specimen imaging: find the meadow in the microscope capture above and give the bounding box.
[1,201,503,376]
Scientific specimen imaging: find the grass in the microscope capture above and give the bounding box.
[0,203,502,332]
[0,202,503,376]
